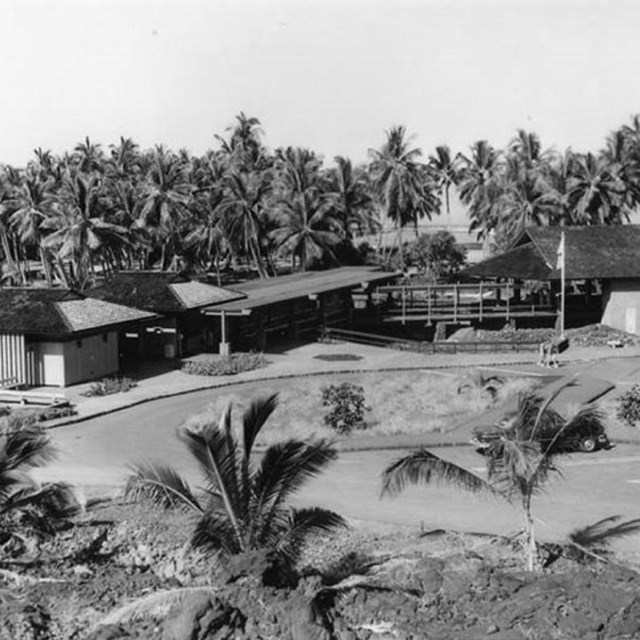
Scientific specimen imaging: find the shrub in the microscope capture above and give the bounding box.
[616,384,640,427]
[82,376,138,397]
[182,352,268,377]
[321,382,370,435]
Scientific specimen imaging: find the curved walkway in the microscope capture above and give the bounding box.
[48,340,640,437]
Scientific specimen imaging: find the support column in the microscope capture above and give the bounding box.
[219,311,231,356]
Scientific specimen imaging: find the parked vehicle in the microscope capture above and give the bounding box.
[471,406,613,454]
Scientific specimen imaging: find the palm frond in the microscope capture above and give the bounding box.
[180,417,243,547]
[242,394,279,457]
[569,515,640,549]
[191,511,240,555]
[381,449,491,496]
[97,586,220,627]
[4,482,82,520]
[273,507,348,565]
[124,462,202,512]
[253,439,338,516]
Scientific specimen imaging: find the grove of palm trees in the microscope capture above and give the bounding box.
[3,113,640,289]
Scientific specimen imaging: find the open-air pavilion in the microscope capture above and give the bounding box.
[464,225,640,334]
[203,266,399,353]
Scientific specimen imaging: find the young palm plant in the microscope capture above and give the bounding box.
[125,393,346,579]
[0,416,80,558]
[383,385,608,571]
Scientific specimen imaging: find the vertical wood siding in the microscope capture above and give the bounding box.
[0,333,26,387]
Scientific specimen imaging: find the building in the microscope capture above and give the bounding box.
[0,288,156,387]
[465,225,640,334]
[202,266,399,353]
[87,271,246,357]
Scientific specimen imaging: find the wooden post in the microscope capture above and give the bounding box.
[219,311,231,356]
[427,285,432,326]
[506,281,511,322]
[401,286,406,326]
[479,281,483,322]
[454,283,458,323]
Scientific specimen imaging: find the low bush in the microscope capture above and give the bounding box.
[82,376,138,397]
[1,404,77,426]
[182,352,268,376]
[321,382,370,435]
[617,384,640,428]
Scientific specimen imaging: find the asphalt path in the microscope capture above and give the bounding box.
[40,384,640,553]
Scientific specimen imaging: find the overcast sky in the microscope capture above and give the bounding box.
[1,0,640,167]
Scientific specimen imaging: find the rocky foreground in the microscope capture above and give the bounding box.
[2,501,640,640]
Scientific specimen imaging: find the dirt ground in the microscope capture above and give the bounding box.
[3,499,640,639]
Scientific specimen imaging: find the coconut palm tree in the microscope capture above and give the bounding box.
[0,170,22,284]
[134,146,193,270]
[219,167,272,278]
[428,145,458,221]
[457,140,502,241]
[9,168,57,285]
[566,152,627,225]
[42,174,129,287]
[125,394,346,577]
[73,136,105,174]
[325,156,375,240]
[369,126,440,268]
[383,388,608,571]
[272,147,341,270]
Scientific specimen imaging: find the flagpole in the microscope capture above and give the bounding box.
[559,231,566,337]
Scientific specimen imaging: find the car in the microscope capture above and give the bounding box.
[470,407,613,455]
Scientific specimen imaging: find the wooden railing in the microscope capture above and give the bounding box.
[323,327,540,354]
[374,282,556,324]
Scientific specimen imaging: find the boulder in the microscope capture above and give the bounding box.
[162,593,245,640]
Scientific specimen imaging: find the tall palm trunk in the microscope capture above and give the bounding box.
[0,226,19,284]
[40,246,53,286]
[522,498,538,571]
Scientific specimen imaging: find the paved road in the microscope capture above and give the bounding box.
[41,385,640,554]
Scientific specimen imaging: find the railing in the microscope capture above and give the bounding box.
[323,327,540,354]
[374,282,556,325]
[0,389,68,406]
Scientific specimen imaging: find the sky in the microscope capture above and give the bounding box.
[1,0,640,170]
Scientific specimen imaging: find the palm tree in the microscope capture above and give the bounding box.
[382,388,608,571]
[566,152,626,225]
[42,174,129,287]
[125,394,346,578]
[369,126,440,268]
[273,147,341,271]
[0,170,22,284]
[428,145,458,221]
[219,167,272,278]
[325,156,377,242]
[9,168,57,285]
[73,136,105,174]
[0,418,79,556]
[134,146,193,270]
[457,140,502,241]
[216,112,269,172]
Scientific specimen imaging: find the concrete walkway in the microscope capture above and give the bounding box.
[44,340,640,433]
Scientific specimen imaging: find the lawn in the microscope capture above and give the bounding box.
[180,369,537,446]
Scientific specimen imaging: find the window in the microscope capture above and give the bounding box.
[76,339,83,348]
[102,333,109,343]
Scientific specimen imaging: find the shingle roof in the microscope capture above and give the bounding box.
[463,243,553,280]
[204,266,399,313]
[465,225,640,280]
[57,298,156,333]
[88,271,244,313]
[0,288,156,337]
